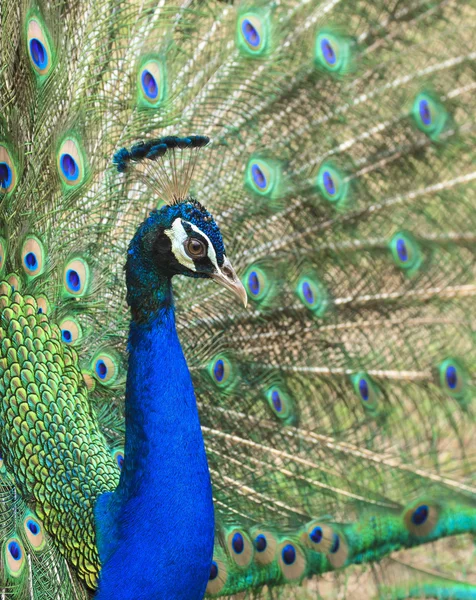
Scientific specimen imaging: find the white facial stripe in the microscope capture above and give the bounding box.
[164,219,196,271]
[188,222,219,270]
[164,219,219,271]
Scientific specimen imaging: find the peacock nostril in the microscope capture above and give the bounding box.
[222,266,233,279]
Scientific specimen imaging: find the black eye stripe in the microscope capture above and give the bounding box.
[181,221,209,248]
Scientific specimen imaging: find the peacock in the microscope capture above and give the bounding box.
[0,0,474,598]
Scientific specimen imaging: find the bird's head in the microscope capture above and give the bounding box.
[126,198,247,313]
[116,135,247,319]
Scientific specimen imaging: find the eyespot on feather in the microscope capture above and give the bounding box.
[111,448,125,471]
[59,317,82,345]
[23,514,45,550]
[438,358,468,399]
[236,12,269,56]
[226,529,253,567]
[92,351,119,386]
[57,137,86,187]
[316,162,349,207]
[206,558,228,595]
[27,16,54,77]
[412,93,448,140]
[295,274,329,316]
[327,531,349,568]
[4,537,25,577]
[0,144,18,195]
[265,386,295,424]
[351,373,380,413]
[244,267,268,302]
[404,501,439,537]
[138,58,167,107]
[389,232,422,275]
[208,355,235,389]
[251,529,277,565]
[63,258,89,297]
[314,32,351,74]
[301,522,335,553]
[277,540,306,581]
[21,236,45,278]
[245,157,281,198]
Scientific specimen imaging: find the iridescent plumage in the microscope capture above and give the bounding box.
[0,0,475,598]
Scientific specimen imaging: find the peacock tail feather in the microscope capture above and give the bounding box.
[0,0,475,597]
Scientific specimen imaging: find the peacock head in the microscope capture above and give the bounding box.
[126,198,247,308]
[116,135,247,316]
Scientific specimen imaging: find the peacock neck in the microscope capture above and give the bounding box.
[95,278,214,600]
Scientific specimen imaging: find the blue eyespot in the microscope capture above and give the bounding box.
[302,281,314,304]
[255,534,267,552]
[38,307,43,314]
[390,232,422,274]
[237,13,268,56]
[246,157,281,197]
[271,390,282,412]
[141,70,158,100]
[251,164,267,189]
[352,373,380,415]
[244,267,269,303]
[445,365,457,390]
[214,359,225,383]
[296,275,329,316]
[310,526,323,544]
[315,32,350,74]
[0,162,12,189]
[282,544,296,565]
[29,39,47,70]
[209,560,218,581]
[26,520,39,535]
[358,378,369,401]
[323,170,335,195]
[66,269,81,292]
[267,387,294,423]
[419,99,431,126]
[209,355,234,389]
[242,19,261,48]
[330,534,340,553]
[138,59,166,106]
[8,541,21,561]
[117,454,124,470]
[412,93,448,140]
[21,237,44,278]
[396,238,408,262]
[411,504,429,526]
[248,271,260,295]
[60,154,79,181]
[232,532,244,554]
[96,360,107,380]
[62,329,72,343]
[438,358,467,399]
[24,252,38,271]
[321,38,336,65]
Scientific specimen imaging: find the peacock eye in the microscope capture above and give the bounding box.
[184,237,207,259]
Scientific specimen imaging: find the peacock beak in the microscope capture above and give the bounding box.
[211,257,248,307]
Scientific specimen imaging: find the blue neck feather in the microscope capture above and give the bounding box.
[95,277,214,599]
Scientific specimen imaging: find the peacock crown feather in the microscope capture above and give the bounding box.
[113,135,210,206]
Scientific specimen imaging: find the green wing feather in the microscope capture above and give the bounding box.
[0,0,475,598]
